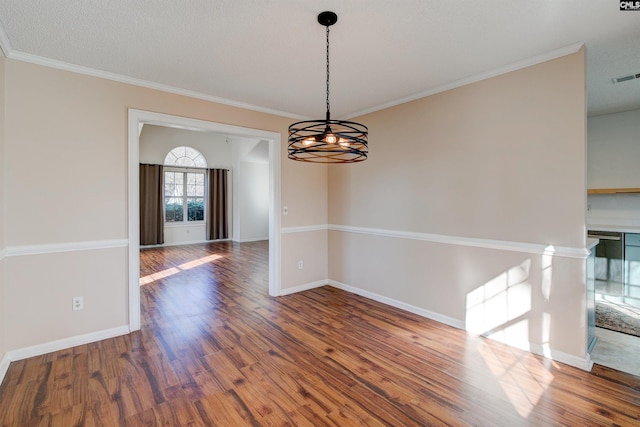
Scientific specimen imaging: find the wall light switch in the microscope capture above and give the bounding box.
[283,206,289,215]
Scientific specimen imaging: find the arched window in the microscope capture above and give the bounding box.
[163,146,207,223]
[164,146,207,168]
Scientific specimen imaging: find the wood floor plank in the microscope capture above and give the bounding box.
[1,240,640,426]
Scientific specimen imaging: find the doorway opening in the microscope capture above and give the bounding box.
[128,109,281,331]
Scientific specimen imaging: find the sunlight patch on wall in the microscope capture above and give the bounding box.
[541,312,552,358]
[541,245,554,301]
[466,260,532,342]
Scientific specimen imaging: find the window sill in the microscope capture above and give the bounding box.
[164,222,206,228]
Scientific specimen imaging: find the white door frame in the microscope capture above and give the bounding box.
[127,109,281,331]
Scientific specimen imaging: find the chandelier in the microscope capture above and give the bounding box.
[288,11,368,163]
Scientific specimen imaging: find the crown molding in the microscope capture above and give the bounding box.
[345,42,585,119]
[0,11,584,124]
[2,47,305,120]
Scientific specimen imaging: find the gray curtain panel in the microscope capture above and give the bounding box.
[140,164,164,245]
[208,168,228,240]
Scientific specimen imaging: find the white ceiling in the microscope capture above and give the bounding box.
[0,0,638,118]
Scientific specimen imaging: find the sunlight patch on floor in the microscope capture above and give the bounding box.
[478,340,554,418]
[140,253,223,285]
[179,254,223,270]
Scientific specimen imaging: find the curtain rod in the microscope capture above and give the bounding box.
[140,163,229,171]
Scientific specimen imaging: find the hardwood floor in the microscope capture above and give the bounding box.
[1,241,640,426]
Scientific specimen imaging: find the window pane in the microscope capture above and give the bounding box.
[163,152,177,165]
[186,173,205,196]
[164,171,183,187]
[175,156,196,167]
[187,198,204,221]
[164,172,174,197]
[164,146,208,168]
[193,154,207,168]
[165,197,184,222]
[166,184,182,198]
[164,171,175,185]
[165,172,184,198]
[185,146,199,159]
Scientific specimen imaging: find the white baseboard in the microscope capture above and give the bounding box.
[279,280,327,296]
[553,348,593,371]
[142,239,211,249]
[489,338,593,371]
[327,279,593,371]
[0,351,10,385]
[238,237,269,243]
[328,279,465,330]
[7,325,130,363]
[0,325,131,385]
[526,342,594,371]
[142,239,236,249]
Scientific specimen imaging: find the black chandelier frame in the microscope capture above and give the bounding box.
[287,11,368,163]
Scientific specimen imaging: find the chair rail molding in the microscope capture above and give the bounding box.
[280,224,589,259]
[4,239,129,257]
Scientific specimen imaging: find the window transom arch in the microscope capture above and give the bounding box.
[164,146,207,168]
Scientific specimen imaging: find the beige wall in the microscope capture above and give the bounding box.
[281,161,327,228]
[330,51,586,247]
[0,51,6,360]
[282,230,328,289]
[2,59,328,351]
[0,47,589,367]
[587,109,640,189]
[586,109,640,227]
[5,249,128,349]
[328,50,589,362]
[139,124,234,167]
[280,159,329,291]
[238,161,269,242]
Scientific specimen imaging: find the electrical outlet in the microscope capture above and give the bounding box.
[72,296,84,311]
[298,260,304,269]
